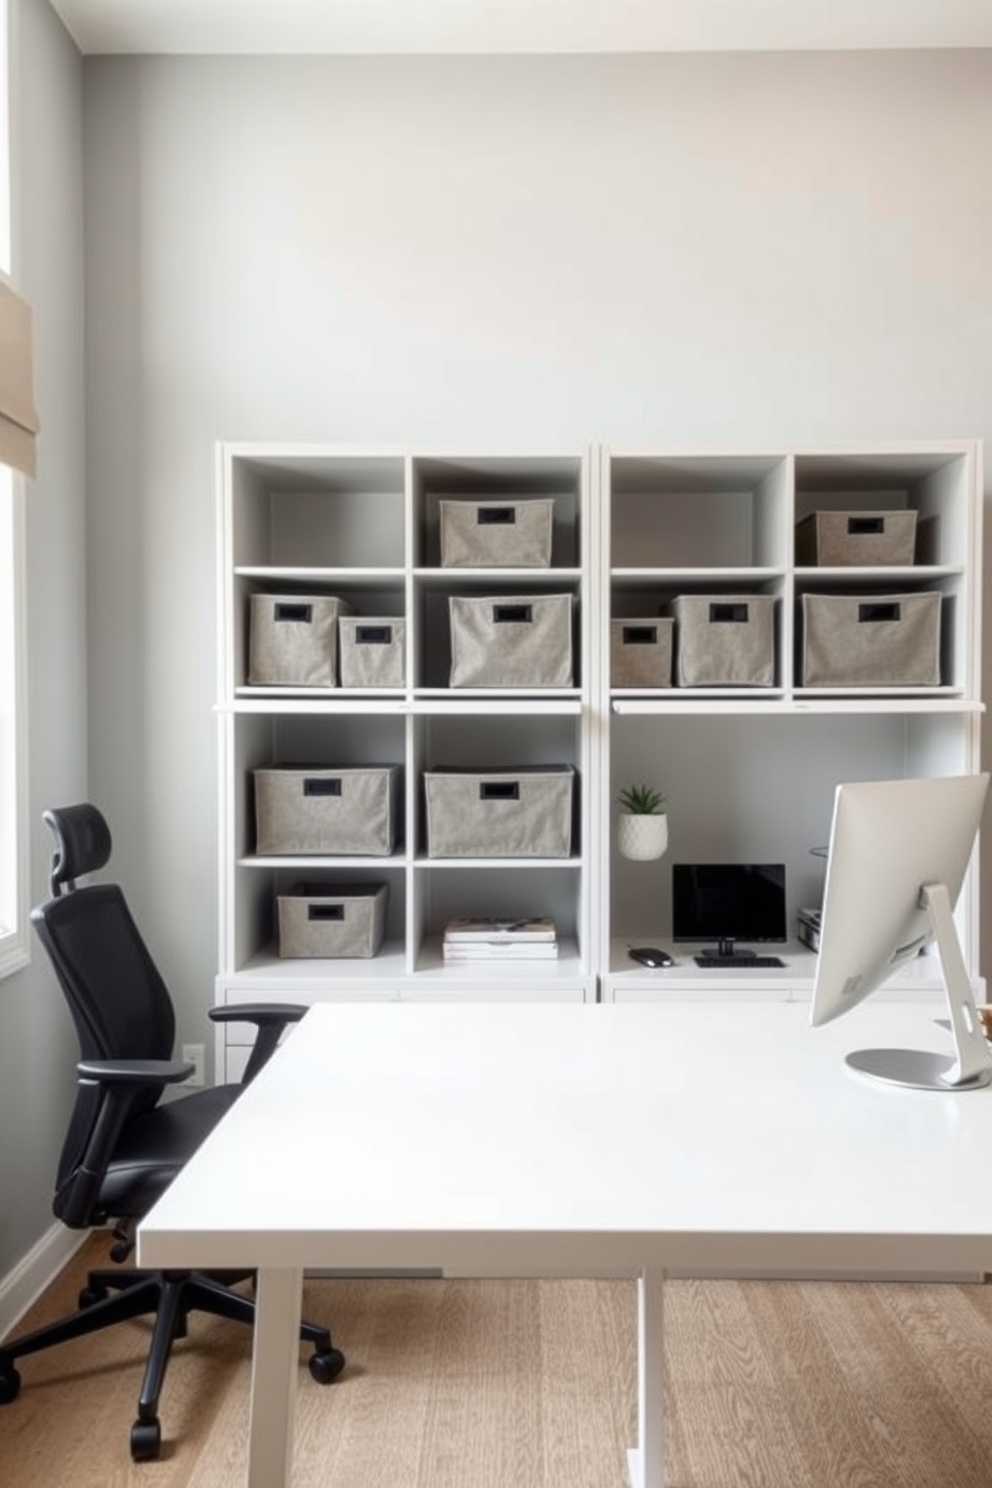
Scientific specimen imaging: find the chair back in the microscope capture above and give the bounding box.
[43,802,113,896]
[31,807,177,1224]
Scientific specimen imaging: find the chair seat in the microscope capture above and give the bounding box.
[97,1084,240,1218]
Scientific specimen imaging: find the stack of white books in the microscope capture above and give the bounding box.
[441,916,558,962]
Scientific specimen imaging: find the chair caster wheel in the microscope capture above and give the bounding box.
[130,1416,162,1461]
[0,1364,21,1404]
[78,1283,109,1308]
[309,1347,345,1385]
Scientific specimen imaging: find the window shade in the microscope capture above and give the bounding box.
[0,279,39,478]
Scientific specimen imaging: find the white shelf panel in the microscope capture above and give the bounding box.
[605,939,955,1000]
[239,853,408,869]
[229,942,408,982]
[606,450,787,488]
[414,567,583,583]
[229,691,408,711]
[611,567,783,581]
[790,689,977,705]
[413,691,582,713]
[235,566,406,580]
[793,565,963,582]
[609,938,819,986]
[612,693,788,712]
[414,855,583,870]
[613,695,983,715]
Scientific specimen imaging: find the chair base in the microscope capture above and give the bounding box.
[0,1263,344,1461]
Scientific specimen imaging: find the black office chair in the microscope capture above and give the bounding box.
[0,805,344,1460]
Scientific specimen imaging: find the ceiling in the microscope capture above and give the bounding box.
[46,0,992,57]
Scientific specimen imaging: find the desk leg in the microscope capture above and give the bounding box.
[626,1265,665,1488]
[247,1266,303,1488]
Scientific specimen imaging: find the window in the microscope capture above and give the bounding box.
[0,0,28,979]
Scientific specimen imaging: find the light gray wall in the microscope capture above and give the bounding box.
[81,50,992,1064]
[0,0,86,1277]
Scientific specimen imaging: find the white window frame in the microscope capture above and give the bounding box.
[0,467,28,977]
[0,0,29,980]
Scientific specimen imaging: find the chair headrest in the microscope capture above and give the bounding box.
[43,805,113,896]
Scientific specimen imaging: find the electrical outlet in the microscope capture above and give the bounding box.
[181,1043,205,1087]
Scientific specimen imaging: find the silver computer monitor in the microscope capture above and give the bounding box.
[810,773,992,1091]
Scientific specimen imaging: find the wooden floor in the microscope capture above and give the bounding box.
[2,1235,992,1487]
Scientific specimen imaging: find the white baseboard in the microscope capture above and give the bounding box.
[0,1225,89,1342]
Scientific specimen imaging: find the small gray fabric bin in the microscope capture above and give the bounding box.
[248,593,353,687]
[277,882,388,958]
[796,510,917,567]
[800,592,941,687]
[338,617,406,688]
[671,595,775,687]
[449,593,574,688]
[611,618,674,688]
[254,765,400,856]
[424,766,575,858]
[439,498,554,568]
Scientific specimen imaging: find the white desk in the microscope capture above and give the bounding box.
[138,1000,992,1488]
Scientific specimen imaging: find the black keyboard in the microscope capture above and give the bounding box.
[694,954,785,969]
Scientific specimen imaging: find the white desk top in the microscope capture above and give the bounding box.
[138,1000,992,1279]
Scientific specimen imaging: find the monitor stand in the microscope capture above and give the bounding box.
[845,883,992,1092]
[703,939,757,960]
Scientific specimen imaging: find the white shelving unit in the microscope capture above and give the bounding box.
[215,446,595,1079]
[214,439,984,1075]
[600,442,984,1003]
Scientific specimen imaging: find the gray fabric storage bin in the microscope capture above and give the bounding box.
[338,617,406,688]
[277,882,387,958]
[801,592,941,687]
[424,766,574,858]
[796,510,917,567]
[254,765,400,855]
[248,593,353,687]
[611,618,674,688]
[439,498,553,568]
[671,594,775,687]
[449,593,574,688]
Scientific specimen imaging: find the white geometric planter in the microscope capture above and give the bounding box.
[617,813,669,862]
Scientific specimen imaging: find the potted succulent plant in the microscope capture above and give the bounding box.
[617,782,669,861]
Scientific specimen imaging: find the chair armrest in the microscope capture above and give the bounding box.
[77,1057,194,1087]
[208,1003,308,1027]
[55,1059,194,1230]
[208,1004,308,1085]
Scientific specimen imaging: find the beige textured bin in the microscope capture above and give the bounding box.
[800,592,941,687]
[449,593,574,688]
[248,593,352,687]
[254,765,400,855]
[338,617,406,688]
[439,498,553,568]
[671,595,775,687]
[796,510,917,567]
[611,619,674,688]
[424,766,575,858]
[277,882,387,957]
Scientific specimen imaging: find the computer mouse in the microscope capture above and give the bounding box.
[628,946,674,968]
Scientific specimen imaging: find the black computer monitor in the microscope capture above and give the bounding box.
[672,862,787,959]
